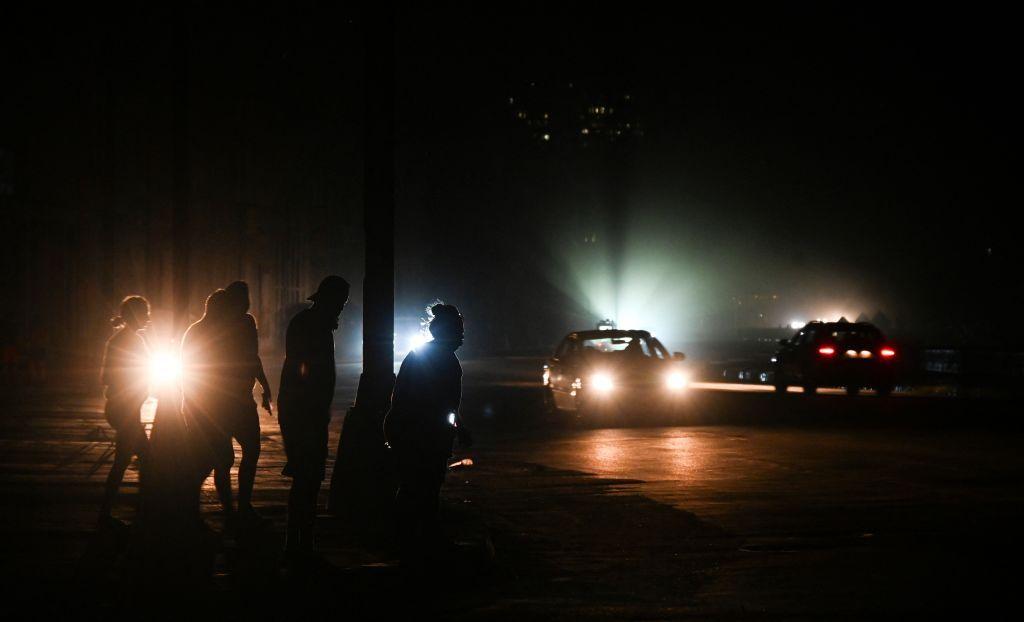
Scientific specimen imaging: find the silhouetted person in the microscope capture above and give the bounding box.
[99,296,152,527]
[139,298,219,602]
[220,280,273,523]
[384,303,471,563]
[624,337,645,357]
[180,289,237,519]
[278,275,349,560]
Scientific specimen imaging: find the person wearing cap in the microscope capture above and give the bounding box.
[277,275,349,561]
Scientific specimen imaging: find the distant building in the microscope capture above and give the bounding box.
[507,82,643,146]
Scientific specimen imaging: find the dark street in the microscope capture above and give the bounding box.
[3,357,1021,617]
[3,4,1021,619]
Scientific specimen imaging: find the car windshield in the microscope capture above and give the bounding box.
[580,336,653,357]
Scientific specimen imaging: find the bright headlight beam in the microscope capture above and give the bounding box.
[666,371,689,390]
[590,372,615,393]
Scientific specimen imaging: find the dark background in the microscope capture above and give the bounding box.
[1,3,1019,380]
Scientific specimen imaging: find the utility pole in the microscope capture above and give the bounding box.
[329,8,397,518]
[171,14,191,337]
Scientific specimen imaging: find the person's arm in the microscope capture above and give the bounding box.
[450,360,472,448]
[255,357,272,414]
[248,317,273,414]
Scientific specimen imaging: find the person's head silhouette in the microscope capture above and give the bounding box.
[112,296,150,330]
[427,303,464,352]
[308,276,350,321]
[203,289,230,323]
[224,281,250,316]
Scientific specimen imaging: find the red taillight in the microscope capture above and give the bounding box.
[818,346,836,356]
[880,347,895,358]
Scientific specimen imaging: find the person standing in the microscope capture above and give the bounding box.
[278,276,349,559]
[384,303,471,562]
[221,281,273,523]
[180,289,235,518]
[99,295,152,527]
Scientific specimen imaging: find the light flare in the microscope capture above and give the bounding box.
[666,370,689,390]
[149,350,181,388]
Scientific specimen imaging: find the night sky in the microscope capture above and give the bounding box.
[3,3,1019,356]
[394,4,1018,343]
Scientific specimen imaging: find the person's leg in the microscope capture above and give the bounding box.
[285,477,303,552]
[128,424,150,516]
[418,460,447,552]
[286,475,319,553]
[99,422,148,520]
[235,407,261,512]
[394,452,417,553]
[302,478,321,548]
[99,438,133,520]
[212,431,235,515]
[396,455,440,563]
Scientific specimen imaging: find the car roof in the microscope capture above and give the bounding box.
[804,321,880,331]
[568,329,652,340]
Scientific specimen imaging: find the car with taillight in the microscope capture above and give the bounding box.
[771,320,896,395]
[543,326,688,419]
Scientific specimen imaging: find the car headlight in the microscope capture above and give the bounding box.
[666,371,689,390]
[590,372,615,393]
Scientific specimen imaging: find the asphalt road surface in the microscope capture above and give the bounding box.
[456,357,1024,615]
[2,356,1021,618]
